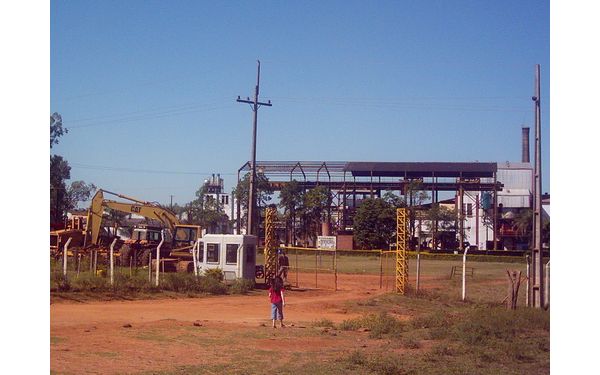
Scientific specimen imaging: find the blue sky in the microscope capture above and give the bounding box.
[51,0,550,206]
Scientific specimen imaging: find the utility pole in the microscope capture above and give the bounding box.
[531,64,544,308]
[236,60,272,236]
[170,195,173,210]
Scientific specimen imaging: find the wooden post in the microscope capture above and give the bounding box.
[77,254,81,277]
[379,250,383,289]
[109,238,117,286]
[315,250,318,289]
[506,270,522,309]
[334,250,338,291]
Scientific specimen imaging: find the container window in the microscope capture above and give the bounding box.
[207,243,219,263]
[226,244,238,265]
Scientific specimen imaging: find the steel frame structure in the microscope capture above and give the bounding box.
[238,161,503,248]
[264,207,277,283]
[396,208,408,294]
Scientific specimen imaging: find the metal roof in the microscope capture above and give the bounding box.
[239,161,497,179]
[345,162,497,178]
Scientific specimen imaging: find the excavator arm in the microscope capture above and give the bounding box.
[86,189,181,245]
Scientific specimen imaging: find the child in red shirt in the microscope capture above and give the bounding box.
[269,276,286,328]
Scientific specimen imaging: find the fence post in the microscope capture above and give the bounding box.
[155,230,164,287]
[77,253,81,277]
[63,237,72,277]
[315,249,318,289]
[109,238,117,286]
[93,250,98,275]
[379,250,383,289]
[544,261,550,309]
[416,250,421,293]
[526,255,530,307]
[192,239,198,277]
[148,250,152,282]
[462,247,470,301]
[295,248,298,288]
[334,250,338,291]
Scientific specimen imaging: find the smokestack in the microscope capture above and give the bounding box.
[521,126,530,163]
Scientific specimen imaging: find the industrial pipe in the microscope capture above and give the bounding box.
[155,230,165,287]
[109,238,117,286]
[462,246,470,301]
[63,237,72,277]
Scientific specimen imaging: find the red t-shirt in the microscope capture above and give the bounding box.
[269,287,285,304]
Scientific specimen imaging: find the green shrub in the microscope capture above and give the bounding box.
[51,272,71,292]
[409,310,450,330]
[71,273,109,292]
[312,318,335,328]
[203,268,224,281]
[339,312,405,338]
[453,307,549,345]
[197,275,227,294]
[228,278,254,294]
[112,273,152,293]
[401,336,421,349]
[161,273,199,292]
[344,351,405,375]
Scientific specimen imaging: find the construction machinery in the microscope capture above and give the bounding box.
[85,189,201,270]
[50,214,87,258]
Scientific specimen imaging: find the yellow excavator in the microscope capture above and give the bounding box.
[85,189,201,269]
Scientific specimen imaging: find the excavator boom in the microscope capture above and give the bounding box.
[86,189,184,246]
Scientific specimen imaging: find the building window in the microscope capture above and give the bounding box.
[207,243,219,263]
[466,203,473,217]
[226,244,238,265]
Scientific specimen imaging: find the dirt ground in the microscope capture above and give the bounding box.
[49,273,462,374]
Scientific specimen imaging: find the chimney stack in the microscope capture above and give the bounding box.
[521,126,530,163]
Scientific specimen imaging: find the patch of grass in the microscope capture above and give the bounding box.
[50,268,238,298]
[452,307,549,345]
[135,330,171,343]
[50,336,66,345]
[400,336,421,349]
[94,351,119,358]
[312,318,335,328]
[339,312,405,339]
[343,350,407,375]
[228,278,255,294]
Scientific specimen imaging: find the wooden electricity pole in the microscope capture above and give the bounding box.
[531,64,544,308]
[237,60,272,235]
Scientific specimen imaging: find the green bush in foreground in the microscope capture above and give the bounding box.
[339,312,405,338]
[345,350,406,375]
[228,278,255,294]
[50,269,252,296]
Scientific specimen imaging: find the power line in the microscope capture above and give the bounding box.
[67,104,232,129]
[70,162,237,176]
[67,99,229,124]
[268,96,528,113]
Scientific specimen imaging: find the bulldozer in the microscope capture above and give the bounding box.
[50,214,87,258]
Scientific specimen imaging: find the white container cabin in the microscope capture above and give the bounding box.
[196,234,257,281]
